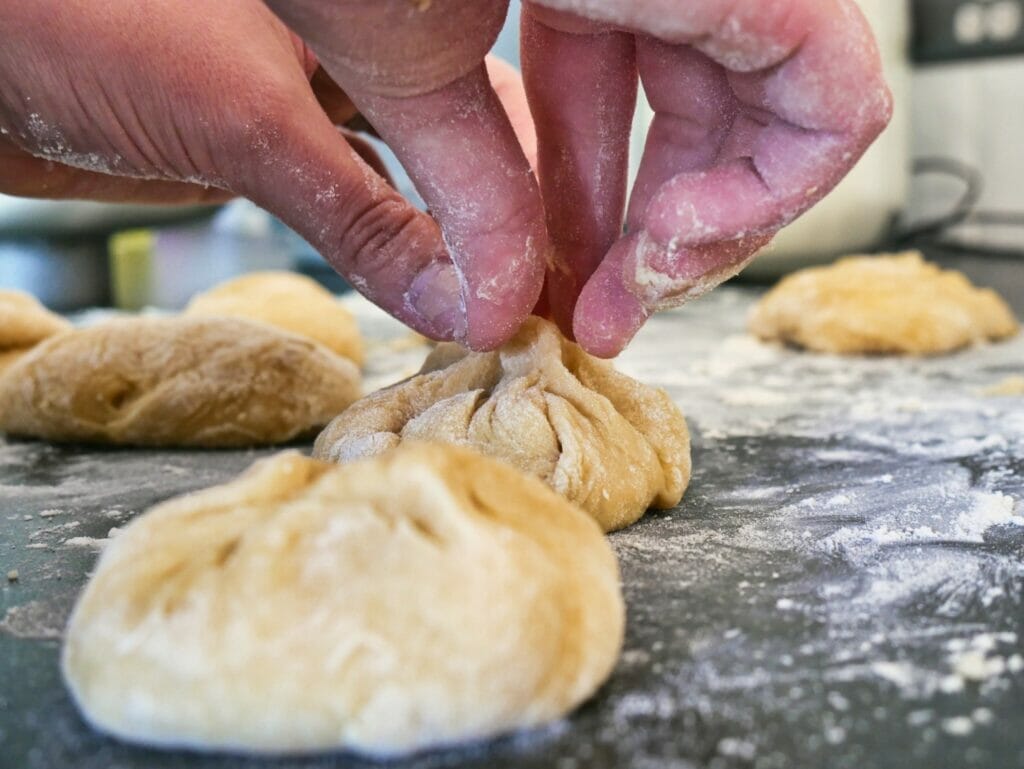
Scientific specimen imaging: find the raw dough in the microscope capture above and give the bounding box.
[62,443,624,757]
[749,251,1019,355]
[0,317,360,447]
[983,375,1024,397]
[0,289,72,372]
[186,271,364,365]
[314,317,691,532]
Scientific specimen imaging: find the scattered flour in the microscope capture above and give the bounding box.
[942,716,974,737]
[953,492,1022,542]
[3,287,1021,763]
[63,536,110,551]
[0,599,69,640]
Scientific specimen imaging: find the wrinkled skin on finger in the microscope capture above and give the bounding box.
[1,0,548,350]
[522,0,893,357]
[1,0,890,358]
[263,0,549,351]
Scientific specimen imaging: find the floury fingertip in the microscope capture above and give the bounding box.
[573,260,649,359]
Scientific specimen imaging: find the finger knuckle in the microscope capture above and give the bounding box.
[337,195,424,278]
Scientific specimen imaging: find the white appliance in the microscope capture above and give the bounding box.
[750,0,913,275]
[909,58,1024,253]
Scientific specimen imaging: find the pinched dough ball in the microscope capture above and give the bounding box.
[0,289,72,372]
[62,443,624,757]
[0,289,72,349]
[186,271,364,365]
[749,251,1019,355]
[0,317,360,447]
[314,317,691,532]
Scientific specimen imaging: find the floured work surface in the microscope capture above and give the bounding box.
[2,285,1023,769]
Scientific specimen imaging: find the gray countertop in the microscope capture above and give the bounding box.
[2,262,1023,769]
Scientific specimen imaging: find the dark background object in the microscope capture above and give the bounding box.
[913,0,1024,63]
[0,237,111,311]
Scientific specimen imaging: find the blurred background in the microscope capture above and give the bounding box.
[1,0,1022,311]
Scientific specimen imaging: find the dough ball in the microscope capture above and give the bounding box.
[749,251,1019,355]
[314,317,691,532]
[0,289,72,351]
[0,350,25,375]
[0,317,360,447]
[62,443,624,757]
[186,271,364,365]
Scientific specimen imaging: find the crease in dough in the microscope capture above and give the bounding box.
[0,316,360,447]
[749,251,1019,355]
[62,443,624,757]
[315,317,691,532]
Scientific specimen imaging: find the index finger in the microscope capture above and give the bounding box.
[535,0,892,355]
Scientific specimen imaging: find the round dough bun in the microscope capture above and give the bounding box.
[0,316,360,447]
[0,289,72,372]
[62,443,624,757]
[749,251,1019,355]
[186,271,364,365]
[314,317,691,532]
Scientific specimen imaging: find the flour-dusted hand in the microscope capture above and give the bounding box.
[522,0,893,356]
[263,0,548,350]
[0,0,547,349]
[0,0,890,357]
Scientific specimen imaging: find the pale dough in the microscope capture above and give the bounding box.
[0,317,360,447]
[983,375,1024,397]
[185,271,364,365]
[0,289,72,373]
[314,317,691,532]
[62,443,624,757]
[749,251,1019,355]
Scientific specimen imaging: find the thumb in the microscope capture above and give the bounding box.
[349,64,549,351]
[224,94,465,343]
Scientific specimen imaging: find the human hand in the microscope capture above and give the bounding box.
[521,0,893,356]
[0,0,545,349]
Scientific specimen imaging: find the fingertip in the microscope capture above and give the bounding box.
[572,253,649,359]
[349,63,547,352]
[872,81,895,137]
[572,229,768,358]
[464,315,524,352]
[462,253,547,351]
[451,197,548,351]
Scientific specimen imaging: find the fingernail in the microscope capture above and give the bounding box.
[408,261,467,343]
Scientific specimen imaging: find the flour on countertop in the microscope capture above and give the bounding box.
[2,287,1022,768]
[604,288,1024,759]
